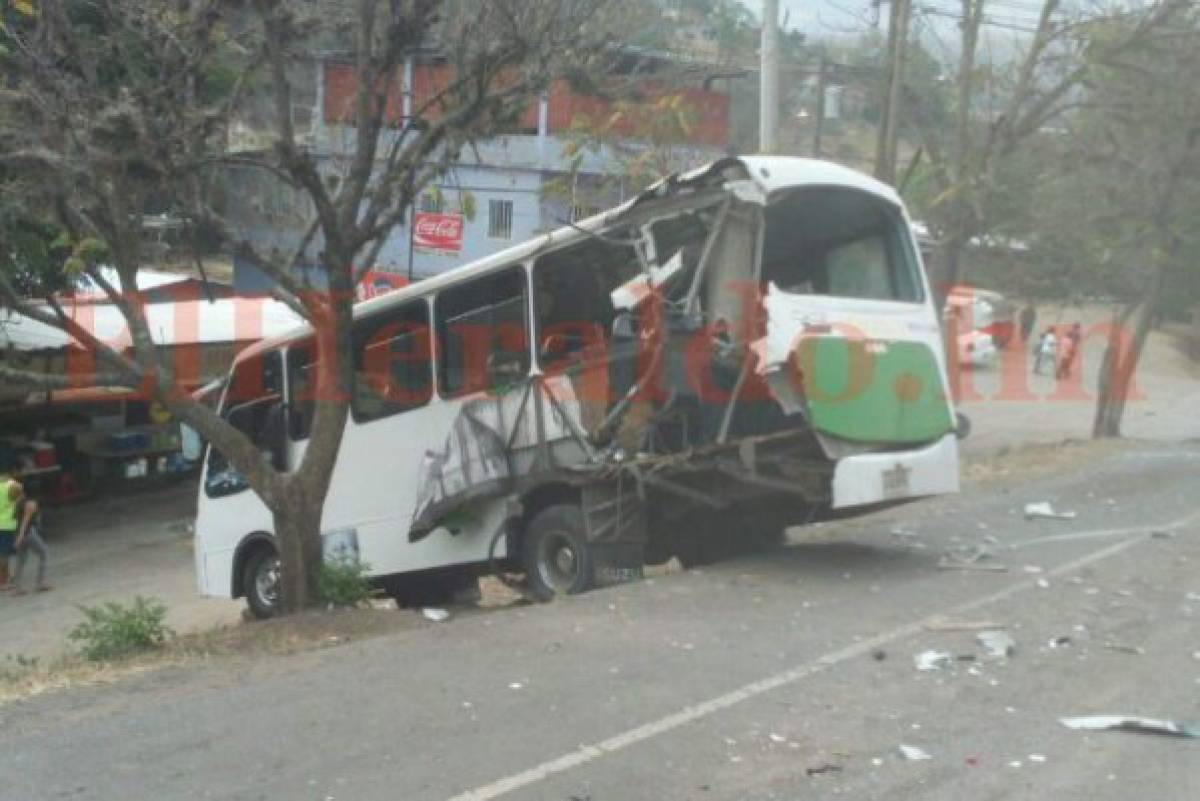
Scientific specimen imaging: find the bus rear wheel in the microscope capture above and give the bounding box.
[523,505,594,601]
[243,547,281,619]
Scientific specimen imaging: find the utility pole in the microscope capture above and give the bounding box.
[813,53,827,158]
[760,0,780,154]
[875,0,911,184]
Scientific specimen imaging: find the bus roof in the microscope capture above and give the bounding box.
[235,156,902,362]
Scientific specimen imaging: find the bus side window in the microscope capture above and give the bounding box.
[286,343,316,440]
[205,351,284,497]
[436,268,530,397]
[532,238,640,369]
[353,301,433,421]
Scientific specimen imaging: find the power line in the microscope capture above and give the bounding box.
[916,6,1048,34]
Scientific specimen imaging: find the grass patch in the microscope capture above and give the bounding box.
[315,559,375,608]
[68,597,173,662]
[0,605,429,706]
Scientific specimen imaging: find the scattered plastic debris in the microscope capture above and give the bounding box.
[1060,716,1200,738]
[1024,502,1077,521]
[898,744,932,761]
[915,650,954,671]
[422,607,450,622]
[1008,760,1023,768]
[1036,578,1051,589]
[508,682,524,690]
[768,733,787,744]
[937,557,1009,572]
[1029,754,1047,763]
[978,630,1016,658]
[924,617,1006,632]
[805,763,842,777]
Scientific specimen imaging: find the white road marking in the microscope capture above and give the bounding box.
[1007,521,1182,550]
[448,511,1200,801]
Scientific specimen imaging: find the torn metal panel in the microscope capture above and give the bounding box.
[701,201,764,346]
[410,377,592,537]
[581,476,646,544]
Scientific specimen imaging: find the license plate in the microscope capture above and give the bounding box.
[882,463,912,499]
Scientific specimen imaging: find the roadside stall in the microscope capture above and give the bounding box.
[0,278,300,504]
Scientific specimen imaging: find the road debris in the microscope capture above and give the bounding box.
[1048,635,1073,649]
[1028,754,1047,763]
[1023,501,1077,521]
[914,650,954,671]
[1102,643,1145,656]
[924,617,1007,632]
[898,744,932,761]
[1059,716,1200,738]
[805,763,842,777]
[422,607,450,622]
[977,630,1017,658]
[937,558,1009,572]
[1036,578,1051,589]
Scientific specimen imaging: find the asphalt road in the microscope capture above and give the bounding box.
[2,441,1200,801]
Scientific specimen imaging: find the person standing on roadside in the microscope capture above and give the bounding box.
[1033,327,1057,375]
[1057,322,1083,379]
[1019,303,1037,343]
[0,458,22,590]
[11,493,49,595]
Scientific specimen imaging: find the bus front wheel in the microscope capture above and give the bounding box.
[522,505,594,601]
[243,547,281,619]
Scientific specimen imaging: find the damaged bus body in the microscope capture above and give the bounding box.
[194,157,960,616]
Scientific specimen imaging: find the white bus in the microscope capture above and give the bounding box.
[195,156,961,617]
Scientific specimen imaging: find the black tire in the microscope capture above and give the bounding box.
[955,411,972,440]
[522,504,594,601]
[389,572,481,608]
[243,546,281,619]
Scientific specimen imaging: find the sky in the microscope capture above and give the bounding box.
[737,0,1042,60]
[741,0,1061,36]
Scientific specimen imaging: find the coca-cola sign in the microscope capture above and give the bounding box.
[413,212,464,254]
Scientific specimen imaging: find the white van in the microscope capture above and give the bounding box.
[195,157,960,616]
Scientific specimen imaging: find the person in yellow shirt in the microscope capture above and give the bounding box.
[0,458,22,590]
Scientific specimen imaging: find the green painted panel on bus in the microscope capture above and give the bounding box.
[795,337,954,444]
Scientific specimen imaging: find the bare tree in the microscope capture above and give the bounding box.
[0,0,627,612]
[911,0,1185,295]
[1081,7,1200,437]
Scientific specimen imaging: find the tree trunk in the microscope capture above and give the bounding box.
[274,490,326,613]
[934,234,967,306]
[1093,268,1162,438]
